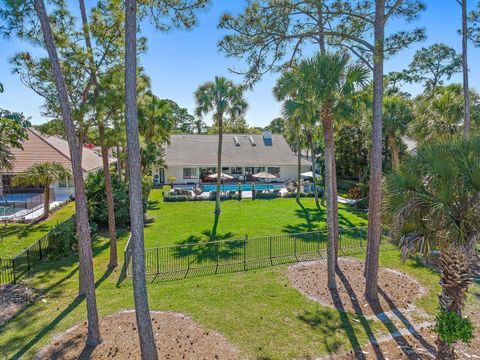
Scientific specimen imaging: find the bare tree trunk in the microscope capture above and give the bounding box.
[462,0,471,138]
[322,110,336,289]
[332,154,339,265]
[388,134,400,170]
[78,0,118,269]
[215,114,223,215]
[42,185,50,220]
[309,140,320,208]
[125,0,158,358]
[296,136,301,203]
[33,0,101,345]
[364,0,385,303]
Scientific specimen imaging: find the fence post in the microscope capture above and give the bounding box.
[11,259,16,285]
[187,245,191,272]
[294,235,298,261]
[26,249,31,271]
[317,231,320,255]
[38,237,42,260]
[243,235,247,271]
[269,236,273,266]
[156,248,159,274]
[215,242,219,274]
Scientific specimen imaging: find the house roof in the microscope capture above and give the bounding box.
[9,128,107,173]
[165,133,311,167]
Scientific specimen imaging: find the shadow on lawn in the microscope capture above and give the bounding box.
[10,266,115,359]
[0,223,50,241]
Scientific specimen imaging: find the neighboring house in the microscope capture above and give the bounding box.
[2,128,111,199]
[151,131,311,185]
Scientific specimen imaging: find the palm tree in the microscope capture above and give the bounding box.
[124,0,158,357]
[138,91,173,144]
[300,52,369,288]
[383,95,414,169]
[194,76,248,215]
[384,137,480,359]
[12,162,70,220]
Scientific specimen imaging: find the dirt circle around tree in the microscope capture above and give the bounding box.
[0,284,36,324]
[35,310,240,359]
[288,258,425,316]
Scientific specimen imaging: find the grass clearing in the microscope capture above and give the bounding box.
[0,189,445,359]
[0,202,76,259]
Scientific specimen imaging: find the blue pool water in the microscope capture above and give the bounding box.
[179,184,283,192]
[2,193,38,202]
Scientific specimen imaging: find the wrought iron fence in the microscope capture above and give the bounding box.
[0,215,73,284]
[121,227,390,282]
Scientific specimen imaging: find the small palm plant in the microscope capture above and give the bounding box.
[194,76,248,215]
[384,137,480,359]
[12,162,70,220]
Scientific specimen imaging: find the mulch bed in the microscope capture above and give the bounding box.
[0,284,36,324]
[288,258,425,316]
[36,310,240,360]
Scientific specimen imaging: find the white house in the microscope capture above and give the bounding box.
[151,131,311,185]
[3,128,111,200]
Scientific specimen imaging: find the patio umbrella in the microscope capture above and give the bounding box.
[207,173,233,180]
[301,171,321,178]
[252,171,276,182]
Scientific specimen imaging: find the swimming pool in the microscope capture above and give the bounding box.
[2,193,38,202]
[179,183,284,192]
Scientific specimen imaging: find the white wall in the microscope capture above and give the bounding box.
[157,165,311,185]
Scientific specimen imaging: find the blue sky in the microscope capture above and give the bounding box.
[0,0,479,127]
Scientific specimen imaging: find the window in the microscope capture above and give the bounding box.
[222,167,230,172]
[59,178,74,188]
[183,168,197,179]
[231,167,242,175]
[267,167,280,178]
[254,167,265,173]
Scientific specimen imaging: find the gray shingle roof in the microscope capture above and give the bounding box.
[165,134,311,166]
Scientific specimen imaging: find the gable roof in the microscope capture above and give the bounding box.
[165,134,311,167]
[9,128,106,173]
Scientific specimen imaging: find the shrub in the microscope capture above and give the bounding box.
[85,171,130,227]
[347,185,361,199]
[255,192,279,200]
[433,310,474,345]
[142,175,153,211]
[48,217,98,259]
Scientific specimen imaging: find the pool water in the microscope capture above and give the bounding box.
[179,184,283,192]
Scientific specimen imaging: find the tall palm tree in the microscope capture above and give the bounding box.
[12,162,70,220]
[32,0,102,344]
[384,137,480,359]
[194,76,248,215]
[124,0,158,357]
[138,91,173,144]
[300,52,369,289]
[383,95,414,170]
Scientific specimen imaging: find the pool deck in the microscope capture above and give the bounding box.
[0,200,65,222]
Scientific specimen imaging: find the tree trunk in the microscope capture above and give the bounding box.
[388,133,400,170]
[42,185,50,220]
[462,0,471,138]
[215,114,223,215]
[124,0,158,358]
[364,0,385,303]
[331,154,339,265]
[296,136,301,203]
[309,139,320,208]
[322,108,336,289]
[78,0,117,269]
[33,0,101,345]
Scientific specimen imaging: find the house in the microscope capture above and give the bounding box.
[2,128,111,200]
[151,131,311,185]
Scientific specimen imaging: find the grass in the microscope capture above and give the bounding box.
[0,189,446,359]
[0,202,76,259]
[145,188,368,248]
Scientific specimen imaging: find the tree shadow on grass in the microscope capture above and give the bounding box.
[10,266,114,359]
[0,223,50,241]
[283,203,326,234]
[147,199,160,211]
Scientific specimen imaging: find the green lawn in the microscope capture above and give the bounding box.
[145,188,368,248]
[0,202,76,259]
[0,190,446,359]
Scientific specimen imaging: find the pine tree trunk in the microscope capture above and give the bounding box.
[42,185,50,220]
[296,137,301,203]
[33,0,101,345]
[365,0,385,303]
[322,109,336,289]
[462,0,471,138]
[388,134,400,170]
[215,114,223,215]
[125,0,158,357]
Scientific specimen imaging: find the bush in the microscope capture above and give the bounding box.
[433,310,474,345]
[255,192,279,200]
[48,217,98,259]
[348,185,361,199]
[85,171,130,227]
[142,175,153,211]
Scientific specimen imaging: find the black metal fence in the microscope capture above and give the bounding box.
[122,227,391,282]
[0,216,73,284]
